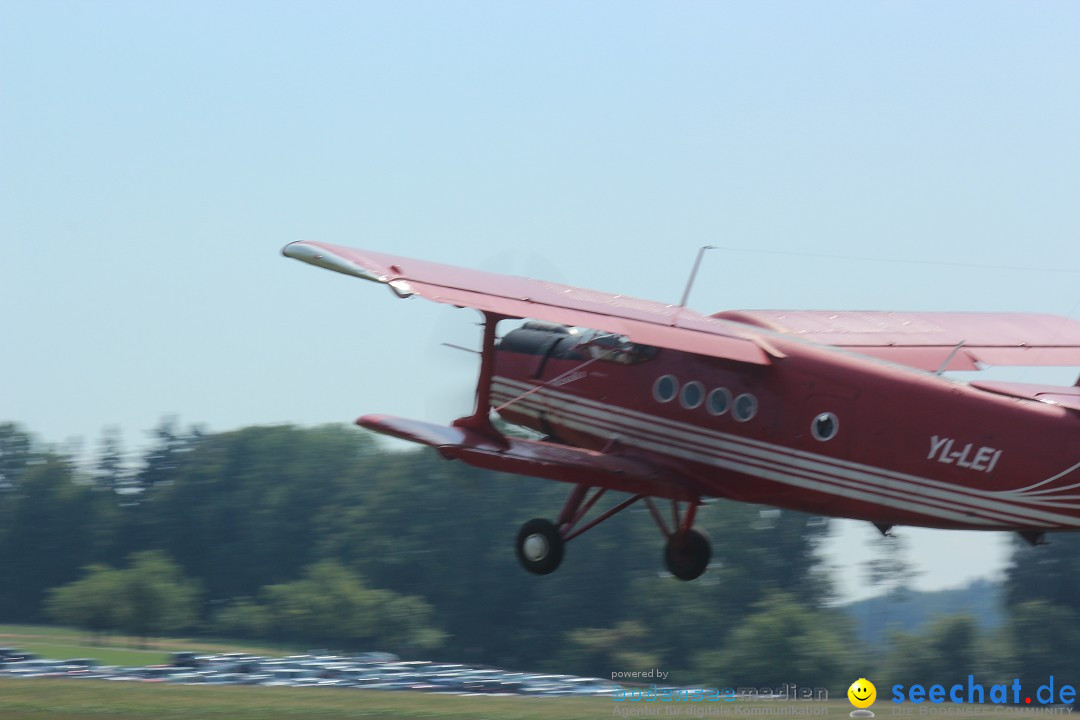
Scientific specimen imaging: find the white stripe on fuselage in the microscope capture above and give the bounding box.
[493,385,1012,526]
[491,376,1080,529]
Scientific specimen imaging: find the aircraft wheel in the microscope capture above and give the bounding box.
[664,528,711,581]
[516,519,564,575]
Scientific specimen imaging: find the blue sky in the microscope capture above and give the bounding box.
[2,1,1078,600]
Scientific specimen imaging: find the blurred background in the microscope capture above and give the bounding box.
[2,0,1078,693]
[1,420,1078,691]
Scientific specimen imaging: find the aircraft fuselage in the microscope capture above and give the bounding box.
[492,326,1080,531]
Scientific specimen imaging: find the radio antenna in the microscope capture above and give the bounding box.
[676,245,717,316]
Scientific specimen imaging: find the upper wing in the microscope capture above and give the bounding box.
[283,241,770,365]
[713,309,1080,371]
[971,382,1080,414]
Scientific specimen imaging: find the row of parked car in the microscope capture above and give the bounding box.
[0,647,617,697]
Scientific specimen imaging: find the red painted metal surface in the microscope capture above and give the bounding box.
[972,381,1080,413]
[357,414,699,501]
[713,309,1080,371]
[283,241,770,365]
[288,242,1080,535]
[489,331,1080,530]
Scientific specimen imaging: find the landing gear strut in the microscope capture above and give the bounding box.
[514,485,711,581]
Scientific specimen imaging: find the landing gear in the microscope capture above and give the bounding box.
[514,484,712,580]
[516,519,564,575]
[664,528,711,581]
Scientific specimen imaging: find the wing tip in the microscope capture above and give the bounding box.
[281,241,387,284]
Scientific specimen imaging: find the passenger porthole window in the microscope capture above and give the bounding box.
[811,412,839,441]
[680,381,705,409]
[653,375,678,403]
[707,388,732,416]
[733,393,757,422]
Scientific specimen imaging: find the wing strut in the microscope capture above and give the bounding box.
[451,311,508,442]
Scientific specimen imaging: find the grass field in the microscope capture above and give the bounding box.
[0,679,615,719]
[0,681,1067,720]
[0,625,294,667]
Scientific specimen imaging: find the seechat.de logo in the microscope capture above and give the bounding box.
[848,678,877,717]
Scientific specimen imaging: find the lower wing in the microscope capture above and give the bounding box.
[358,414,700,501]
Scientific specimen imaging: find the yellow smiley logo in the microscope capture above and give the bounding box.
[848,678,877,709]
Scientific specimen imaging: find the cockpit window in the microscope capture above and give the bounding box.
[576,331,659,365]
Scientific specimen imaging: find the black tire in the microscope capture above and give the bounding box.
[516,519,564,575]
[664,528,711,581]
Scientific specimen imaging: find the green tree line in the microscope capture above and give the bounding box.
[0,419,1076,690]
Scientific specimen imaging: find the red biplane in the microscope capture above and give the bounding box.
[284,241,1080,581]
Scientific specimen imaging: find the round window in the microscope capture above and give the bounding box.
[733,393,758,422]
[707,388,732,416]
[653,375,678,403]
[811,412,839,441]
[680,381,705,409]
